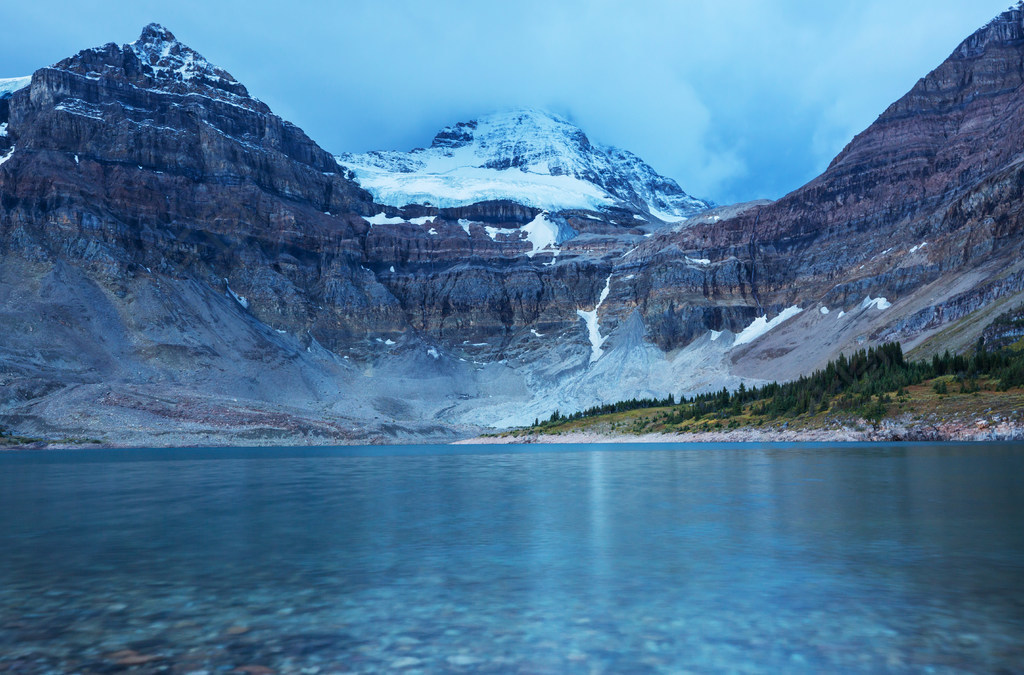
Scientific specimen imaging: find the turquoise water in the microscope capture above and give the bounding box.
[1,442,1023,673]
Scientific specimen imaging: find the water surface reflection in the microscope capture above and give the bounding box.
[1,442,1022,672]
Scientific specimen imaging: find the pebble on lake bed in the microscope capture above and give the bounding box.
[108,649,162,665]
[390,656,422,668]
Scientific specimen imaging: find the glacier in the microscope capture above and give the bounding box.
[0,76,31,97]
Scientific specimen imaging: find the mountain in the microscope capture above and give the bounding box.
[2,7,1024,446]
[337,109,711,220]
[0,24,667,443]
[624,0,1024,381]
[0,24,431,444]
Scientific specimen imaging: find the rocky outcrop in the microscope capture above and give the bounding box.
[982,304,1024,349]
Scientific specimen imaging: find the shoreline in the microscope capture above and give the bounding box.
[456,420,1024,445]
[5,419,1024,451]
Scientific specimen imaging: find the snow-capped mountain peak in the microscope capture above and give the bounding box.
[130,23,221,82]
[430,108,593,172]
[45,24,261,113]
[337,108,711,220]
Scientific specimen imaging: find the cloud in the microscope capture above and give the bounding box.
[0,0,1013,204]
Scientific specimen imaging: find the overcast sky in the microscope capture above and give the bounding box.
[0,1,1013,204]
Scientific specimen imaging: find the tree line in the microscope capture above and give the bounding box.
[535,339,1024,428]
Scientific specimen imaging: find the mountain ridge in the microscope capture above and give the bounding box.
[3,9,1024,445]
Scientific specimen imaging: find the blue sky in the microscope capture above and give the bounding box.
[0,1,1013,205]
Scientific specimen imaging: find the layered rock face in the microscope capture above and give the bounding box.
[3,6,1024,443]
[0,24,404,343]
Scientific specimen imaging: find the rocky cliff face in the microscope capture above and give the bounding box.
[3,7,1024,444]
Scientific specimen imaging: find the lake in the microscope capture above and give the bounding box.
[1,442,1023,673]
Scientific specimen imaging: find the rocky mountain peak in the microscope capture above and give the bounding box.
[135,22,177,46]
[126,23,254,103]
[46,23,262,112]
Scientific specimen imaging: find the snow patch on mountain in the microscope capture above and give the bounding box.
[733,306,803,347]
[224,279,248,309]
[861,296,892,310]
[480,212,571,258]
[337,109,710,218]
[577,274,614,363]
[483,225,517,242]
[365,213,405,225]
[521,213,560,257]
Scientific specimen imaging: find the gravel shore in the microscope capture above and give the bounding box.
[457,419,1024,445]
[6,417,1023,450]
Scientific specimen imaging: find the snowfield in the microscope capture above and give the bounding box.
[347,164,612,213]
[520,213,560,257]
